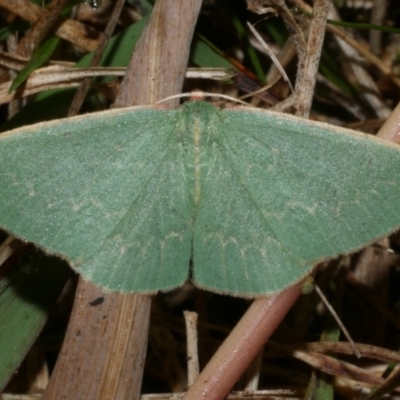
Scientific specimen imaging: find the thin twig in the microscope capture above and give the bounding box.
[67,0,125,116]
[184,311,200,387]
[314,284,361,359]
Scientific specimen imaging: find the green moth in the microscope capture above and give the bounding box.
[0,101,399,296]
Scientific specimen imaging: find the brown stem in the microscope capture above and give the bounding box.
[114,0,202,107]
[42,279,152,400]
[43,1,202,399]
[294,0,331,118]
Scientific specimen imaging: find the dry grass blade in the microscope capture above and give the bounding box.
[0,66,123,105]
[247,21,293,92]
[277,346,398,390]
[280,342,400,364]
[364,367,400,400]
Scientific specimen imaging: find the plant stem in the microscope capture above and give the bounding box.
[183,283,303,400]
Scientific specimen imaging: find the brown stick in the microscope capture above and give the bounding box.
[42,280,152,400]
[294,0,331,118]
[114,0,202,107]
[42,1,202,399]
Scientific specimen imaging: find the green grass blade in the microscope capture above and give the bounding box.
[0,253,70,391]
[9,36,60,93]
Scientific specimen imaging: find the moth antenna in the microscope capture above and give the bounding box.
[157,92,252,107]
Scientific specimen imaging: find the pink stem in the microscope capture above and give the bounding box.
[183,283,303,400]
